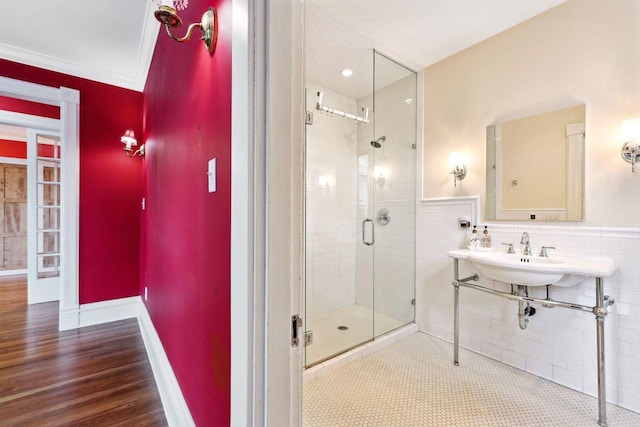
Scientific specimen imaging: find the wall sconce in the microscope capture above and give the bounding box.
[449,151,466,187]
[621,118,640,172]
[121,129,145,157]
[153,1,218,53]
[318,175,331,193]
[374,167,385,187]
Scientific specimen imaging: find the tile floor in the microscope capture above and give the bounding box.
[305,304,406,366]
[303,332,640,426]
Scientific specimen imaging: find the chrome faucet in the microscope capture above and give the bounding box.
[520,232,532,256]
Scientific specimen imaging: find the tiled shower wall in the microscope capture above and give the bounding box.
[416,197,640,413]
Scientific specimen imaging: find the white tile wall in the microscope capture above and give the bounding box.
[416,197,640,414]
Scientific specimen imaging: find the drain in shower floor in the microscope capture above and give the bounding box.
[337,325,349,331]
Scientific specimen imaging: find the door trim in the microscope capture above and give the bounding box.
[229,0,304,424]
[0,77,80,331]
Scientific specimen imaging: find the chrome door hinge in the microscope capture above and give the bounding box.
[305,111,313,125]
[304,331,313,346]
[291,314,303,347]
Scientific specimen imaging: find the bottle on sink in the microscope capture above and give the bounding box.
[469,225,479,249]
[481,226,492,248]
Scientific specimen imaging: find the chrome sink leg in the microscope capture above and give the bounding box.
[453,259,460,366]
[595,277,607,427]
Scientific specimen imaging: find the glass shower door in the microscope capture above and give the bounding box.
[304,86,375,367]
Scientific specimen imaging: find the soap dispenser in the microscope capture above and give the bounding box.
[481,226,492,248]
[469,226,479,249]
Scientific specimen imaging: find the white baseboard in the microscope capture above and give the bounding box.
[78,296,140,328]
[57,296,194,425]
[0,269,27,277]
[58,305,79,331]
[137,299,195,427]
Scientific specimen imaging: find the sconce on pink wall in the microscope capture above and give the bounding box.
[121,129,144,158]
[152,0,218,53]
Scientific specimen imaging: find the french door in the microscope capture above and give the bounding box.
[27,129,61,304]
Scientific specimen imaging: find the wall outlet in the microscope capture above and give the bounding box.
[144,286,148,302]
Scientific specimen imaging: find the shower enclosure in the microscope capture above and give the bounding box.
[304,51,416,367]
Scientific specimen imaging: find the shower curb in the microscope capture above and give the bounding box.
[303,323,419,384]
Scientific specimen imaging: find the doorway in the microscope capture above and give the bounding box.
[0,122,61,304]
[0,76,80,330]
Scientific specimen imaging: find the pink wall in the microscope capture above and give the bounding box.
[0,95,59,119]
[0,139,26,158]
[0,59,143,304]
[142,0,231,424]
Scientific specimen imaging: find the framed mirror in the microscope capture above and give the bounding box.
[486,104,585,221]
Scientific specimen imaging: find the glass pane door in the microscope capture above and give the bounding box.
[28,130,61,303]
[304,83,375,367]
[372,51,416,337]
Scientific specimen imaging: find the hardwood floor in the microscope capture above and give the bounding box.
[0,276,167,426]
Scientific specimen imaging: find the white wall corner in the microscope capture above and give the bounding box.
[77,296,141,328]
[137,299,195,427]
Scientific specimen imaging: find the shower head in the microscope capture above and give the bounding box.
[370,136,386,148]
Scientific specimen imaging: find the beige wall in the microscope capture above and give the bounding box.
[423,0,640,226]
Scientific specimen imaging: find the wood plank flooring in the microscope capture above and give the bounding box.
[0,276,167,426]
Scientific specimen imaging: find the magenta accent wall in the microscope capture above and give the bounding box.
[0,59,143,304]
[142,0,232,424]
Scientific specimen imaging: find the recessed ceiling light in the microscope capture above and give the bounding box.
[341,69,353,77]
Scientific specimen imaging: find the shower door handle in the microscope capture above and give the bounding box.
[362,218,375,246]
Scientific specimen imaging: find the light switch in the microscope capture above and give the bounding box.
[207,158,217,193]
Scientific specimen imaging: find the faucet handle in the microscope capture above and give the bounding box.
[539,246,556,257]
[501,243,515,254]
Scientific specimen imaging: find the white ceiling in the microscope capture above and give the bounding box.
[306,0,567,99]
[0,1,159,91]
[0,1,565,95]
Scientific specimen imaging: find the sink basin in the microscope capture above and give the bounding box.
[467,251,573,286]
[459,250,617,287]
